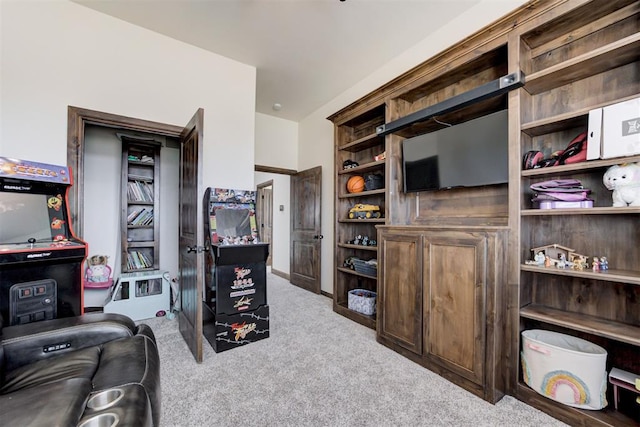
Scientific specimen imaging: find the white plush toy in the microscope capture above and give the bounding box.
[602,162,640,207]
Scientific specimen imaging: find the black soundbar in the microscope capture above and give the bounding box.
[375,71,525,136]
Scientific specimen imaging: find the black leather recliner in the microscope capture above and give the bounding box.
[0,313,161,427]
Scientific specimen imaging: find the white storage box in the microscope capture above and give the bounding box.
[601,97,640,159]
[348,289,376,315]
[521,329,608,410]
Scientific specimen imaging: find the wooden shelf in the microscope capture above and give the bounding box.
[521,155,640,177]
[520,304,640,346]
[521,264,640,286]
[338,159,385,175]
[337,266,377,280]
[521,207,640,216]
[338,218,385,224]
[338,243,377,252]
[520,94,640,137]
[516,382,636,427]
[338,132,384,152]
[333,301,376,329]
[525,33,640,94]
[338,188,385,198]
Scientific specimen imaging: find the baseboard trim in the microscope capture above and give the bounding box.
[270,269,332,299]
[271,268,290,281]
[321,290,333,299]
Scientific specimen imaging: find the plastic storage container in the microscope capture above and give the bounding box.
[521,329,608,410]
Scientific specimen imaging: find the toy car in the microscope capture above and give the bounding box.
[348,204,381,219]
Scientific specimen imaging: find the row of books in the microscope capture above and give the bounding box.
[128,207,153,226]
[128,154,154,164]
[127,180,154,203]
[127,250,153,270]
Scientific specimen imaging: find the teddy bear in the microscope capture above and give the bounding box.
[602,162,640,207]
[85,254,111,283]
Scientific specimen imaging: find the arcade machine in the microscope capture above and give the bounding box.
[202,187,270,352]
[0,157,87,325]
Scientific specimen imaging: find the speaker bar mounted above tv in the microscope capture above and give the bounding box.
[375,71,525,136]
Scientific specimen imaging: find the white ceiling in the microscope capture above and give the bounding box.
[72,0,486,122]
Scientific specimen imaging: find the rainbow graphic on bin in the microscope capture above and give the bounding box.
[540,370,590,405]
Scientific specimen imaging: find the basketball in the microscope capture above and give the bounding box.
[346,175,365,193]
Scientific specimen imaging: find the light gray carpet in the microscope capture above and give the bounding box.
[141,272,567,427]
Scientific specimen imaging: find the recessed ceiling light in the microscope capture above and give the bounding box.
[272,103,282,111]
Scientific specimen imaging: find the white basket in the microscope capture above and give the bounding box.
[521,329,608,410]
[348,289,376,315]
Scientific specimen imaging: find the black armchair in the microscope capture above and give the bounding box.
[0,313,161,427]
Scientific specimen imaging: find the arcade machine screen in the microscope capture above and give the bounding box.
[0,192,56,244]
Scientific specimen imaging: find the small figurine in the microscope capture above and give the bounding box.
[600,257,608,271]
[534,251,545,265]
[572,256,586,271]
[557,254,567,269]
[544,256,552,267]
[592,257,600,272]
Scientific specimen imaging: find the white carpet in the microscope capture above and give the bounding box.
[141,272,567,427]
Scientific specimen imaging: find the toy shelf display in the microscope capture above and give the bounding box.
[201,187,270,353]
[0,157,88,325]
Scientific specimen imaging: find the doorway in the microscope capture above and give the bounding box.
[67,106,206,362]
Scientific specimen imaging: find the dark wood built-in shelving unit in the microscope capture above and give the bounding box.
[328,0,640,424]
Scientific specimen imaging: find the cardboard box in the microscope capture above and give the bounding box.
[586,108,602,160]
[601,97,640,159]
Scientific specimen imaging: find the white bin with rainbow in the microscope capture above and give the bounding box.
[521,329,608,410]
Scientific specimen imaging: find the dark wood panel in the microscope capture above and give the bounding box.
[377,232,423,355]
[178,109,204,363]
[425,232,485,385]
[291,166,322,294]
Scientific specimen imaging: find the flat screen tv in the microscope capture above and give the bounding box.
[402,109,509,193]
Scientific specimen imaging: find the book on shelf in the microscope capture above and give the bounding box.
[128,208,154,226]
[127,181,153,203]
[127,250,153,270]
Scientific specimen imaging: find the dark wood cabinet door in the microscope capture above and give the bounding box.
[377,230,423,355]
[424,231,486,385]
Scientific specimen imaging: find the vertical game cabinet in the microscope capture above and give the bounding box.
[201,187,270,352]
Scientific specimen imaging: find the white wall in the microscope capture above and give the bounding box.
[298,0,529,294]
[0,0,257,192]
[255,113,298,170]
[254,112,298,275]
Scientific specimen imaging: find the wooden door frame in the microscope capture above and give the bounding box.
[256,180,273,266]
[67,106,183,236]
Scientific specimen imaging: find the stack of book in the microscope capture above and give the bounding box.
[127,250,153,270]
[127,180,153,203]
[127,208,154,226]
